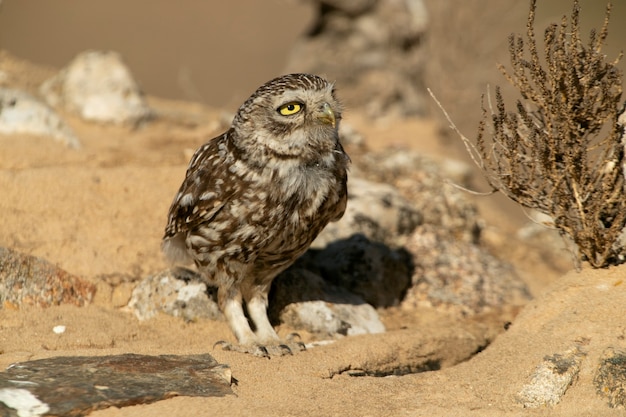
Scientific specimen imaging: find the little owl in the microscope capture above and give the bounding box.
[162,73,349,356]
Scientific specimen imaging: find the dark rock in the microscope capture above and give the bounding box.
[0,354,232,417]
[354,148,532,318]
[595,347,626,408]
[0,247,95,309]
[357,148,482,244]
[402,225,531,316]
[286,0,428,117]
[309,234,412,308]
[312,176,422,248]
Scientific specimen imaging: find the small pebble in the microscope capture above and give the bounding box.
[52,325,66,334]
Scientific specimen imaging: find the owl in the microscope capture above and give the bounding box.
[162,73,349,356]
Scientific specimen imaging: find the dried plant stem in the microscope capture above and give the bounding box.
[442,0,625,268]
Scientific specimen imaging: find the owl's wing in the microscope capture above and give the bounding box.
[332,180,348,222]
[163,131,236,238]
[330,142,350,222]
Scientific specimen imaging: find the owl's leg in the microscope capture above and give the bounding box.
[243,284,306,355]
[216,285,284,357]
[244,287,279,343]
[217,285,256,346]
[215,282,305,357]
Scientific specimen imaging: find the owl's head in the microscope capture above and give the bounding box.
[232,73,342,160]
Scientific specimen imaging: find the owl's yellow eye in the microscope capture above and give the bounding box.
[278,102,303,116]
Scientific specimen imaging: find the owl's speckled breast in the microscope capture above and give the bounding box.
[234,150,347,278]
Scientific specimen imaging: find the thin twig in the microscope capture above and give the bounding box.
[442,179,497,196]
[427,88,485,170]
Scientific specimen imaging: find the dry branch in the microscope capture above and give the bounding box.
[463,0,625,267]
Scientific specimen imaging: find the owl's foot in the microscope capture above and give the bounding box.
[213,339,306,358]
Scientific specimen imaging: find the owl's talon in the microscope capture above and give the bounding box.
[213,340,233,351]
[286,332,302,342]
[213,340,271,358]
[253,345,271,359]
[278,344,293,355]
[212,340,307,357]
[285,333,306,351]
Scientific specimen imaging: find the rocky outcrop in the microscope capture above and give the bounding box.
[285,0,429,118]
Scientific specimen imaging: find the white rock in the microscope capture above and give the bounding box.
[280,300,385,337]
[128,269,221,322]
[0,88,80,148]
[516,347,584,408]
[40,50,152,125]
[0,388,50,417]
[52,325,66,334]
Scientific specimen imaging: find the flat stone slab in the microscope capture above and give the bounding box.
[0,353,233,416]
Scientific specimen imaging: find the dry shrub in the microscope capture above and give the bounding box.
[467,0,625,267]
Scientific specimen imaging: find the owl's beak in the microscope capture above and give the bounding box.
[317,102,336,128]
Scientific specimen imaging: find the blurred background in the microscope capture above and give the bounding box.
[0,0,623,132]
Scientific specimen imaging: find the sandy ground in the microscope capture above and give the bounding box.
[1,53,625,416]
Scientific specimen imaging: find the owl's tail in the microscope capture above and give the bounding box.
[161,233,194,266]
